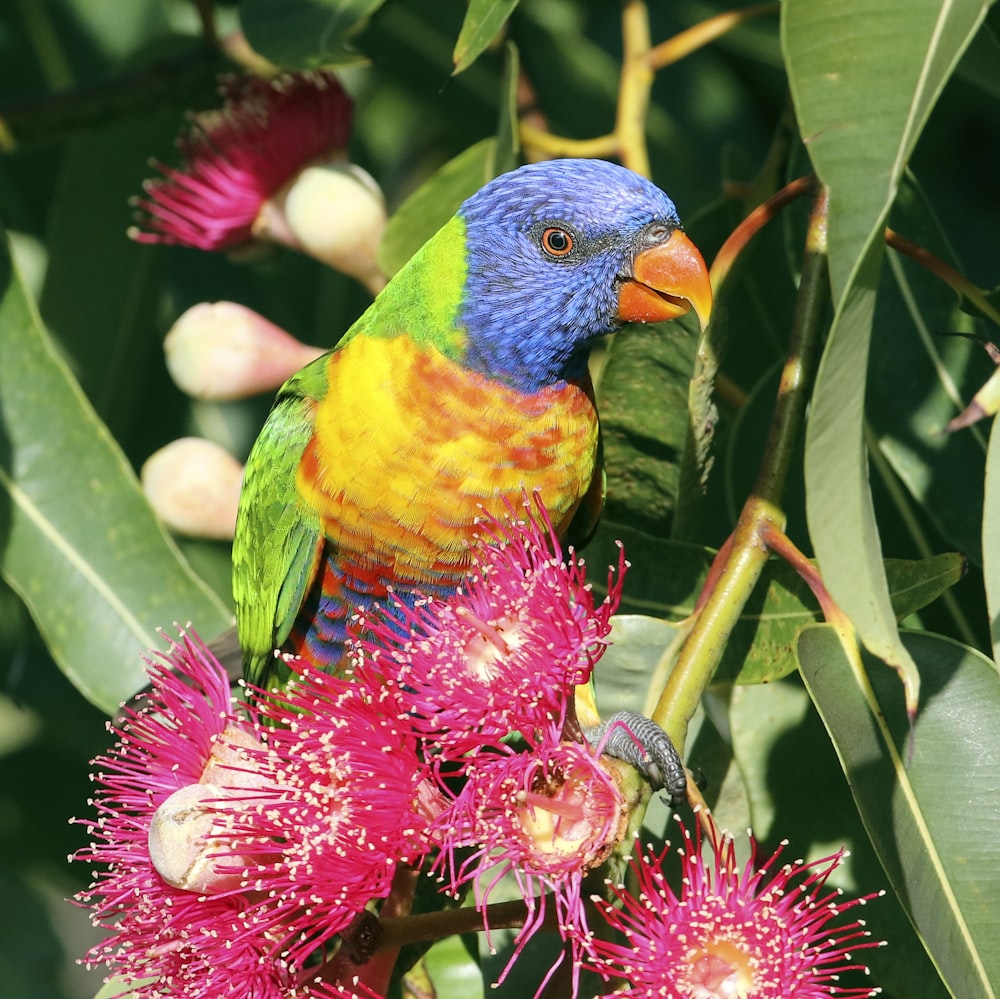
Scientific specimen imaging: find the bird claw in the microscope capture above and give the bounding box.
[585,710,687,807]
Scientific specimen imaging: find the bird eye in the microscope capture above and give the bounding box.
[541,227,574,257]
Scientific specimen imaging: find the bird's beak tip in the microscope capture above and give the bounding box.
[617,230,713,330]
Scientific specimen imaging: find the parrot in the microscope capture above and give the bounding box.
[232,158,712,722]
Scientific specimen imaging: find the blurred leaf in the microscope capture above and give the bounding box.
[453,0,519,74]
[0,229,232,714]
[377,138,498,277]
[494,41,521,176]
[799,626,1000,998]
[421,934,484,999]
[868,177,992,563]
[94,979,153,999]
[787,0,990,709]
[240,0,387,69]
[0,867,65,999]
[597,317,700,536]
[39,117,176,446]
[588,522,963,684]
[985,419,1000,663]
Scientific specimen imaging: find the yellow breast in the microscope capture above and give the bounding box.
[297,335,599,587]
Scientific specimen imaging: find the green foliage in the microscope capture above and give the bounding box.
[1,1,999,997]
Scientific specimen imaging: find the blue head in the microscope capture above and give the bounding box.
[457,159,712,392]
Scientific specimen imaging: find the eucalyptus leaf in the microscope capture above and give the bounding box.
[597,317,701,536]
[453,0,520,74]
[421,935,484,999]
[494,41,521,176]
[0,230,232,714]
[377,138,498,277]
[985,419,1000,663]
[786,0,991,712]
[784,0,990,303]
[798,626,1000,998]
[588,522,964,684]
[240,0,386,69]
[729,677,955,998]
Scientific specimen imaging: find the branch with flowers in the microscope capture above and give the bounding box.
[0,2,999,998]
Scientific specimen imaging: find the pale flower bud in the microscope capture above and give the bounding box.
[165,302,324,400]
[148,783,245,893]
[141,437,243,540]
[259,162,388,294]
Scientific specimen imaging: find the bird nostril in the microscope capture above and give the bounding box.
[643,223,672,247]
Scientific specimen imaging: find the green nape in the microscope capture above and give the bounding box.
[342,214,469,360]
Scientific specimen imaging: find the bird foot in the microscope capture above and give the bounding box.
[585,710,687,807]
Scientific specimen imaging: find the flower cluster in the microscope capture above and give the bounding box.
[74,504,882,998]
[75,502,632,997]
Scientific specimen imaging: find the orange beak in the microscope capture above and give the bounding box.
[617,230,713,330]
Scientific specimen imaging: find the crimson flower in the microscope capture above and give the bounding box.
[132,70,385,290]
[432,727,629,996]
[73,633,430,997]
[587,819,884,998]
[358,498,626,760]
[72,631,293,997]
[134,70,351,251]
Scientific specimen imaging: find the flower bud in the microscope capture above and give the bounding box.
[148,783,245,894]
[141,437,243,540]
[260,162,388,294]
[165,302,324,400]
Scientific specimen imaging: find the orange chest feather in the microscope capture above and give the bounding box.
[296,335,599,584]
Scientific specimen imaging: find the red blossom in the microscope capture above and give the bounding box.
[588,819,884,998]
[132,70,352,251]
[72,633,428,997]
[358,497,626,760]
[72,631,295,997]
[432,728,628,996]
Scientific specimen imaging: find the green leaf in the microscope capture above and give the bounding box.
[798,626,1000,998]
[453,0,520,74]
[0,229,232,714]
[729,676,954,997]
[493,41,521,177]
[868,177,992,563]
[597,317,701,536]
[39,118,175,442]
[240,0,387,69]
[596,614,683,717]
[985,419,1000,663]
[589,522,964,684]
[422,935,484,999]
[377,138,498,277]
[785,0,991,710]
[784,0,990,303]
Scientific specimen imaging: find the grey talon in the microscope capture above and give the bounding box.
[585,710,687,807]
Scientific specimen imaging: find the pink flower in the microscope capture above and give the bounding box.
[73,633,427,997]
[227,662,435,967]
[72,631,292,997]
[587,819,884,998]
[133,71,351,251]
[132,71,386,290]
[359,498,626,760]
[433,728,629,995]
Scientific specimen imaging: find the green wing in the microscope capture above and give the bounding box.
[232,357,328,687]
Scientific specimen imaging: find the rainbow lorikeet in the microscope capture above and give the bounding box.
[233,159,712,715]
